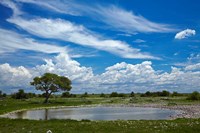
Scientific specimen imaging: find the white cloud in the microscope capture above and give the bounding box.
[16,0,81,16]
[1,54,200,93]
[174,54,200,67]
[0,0,22,17]
[33,53,94,82]
[15,0,177,33]
[133,39,146,43]
[7,17,159,59]
[0,63,32,88]
[0,53,94,93]
[0,28,68,54]
[185,63,200,71]
[92,6,177,33]
[0,0,160,59]
[175,29,196,39]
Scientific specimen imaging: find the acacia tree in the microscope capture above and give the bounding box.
[30,73,72,103]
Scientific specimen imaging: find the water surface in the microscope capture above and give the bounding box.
[3,106,180,120]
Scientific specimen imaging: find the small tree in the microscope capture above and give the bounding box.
[30,73,72,103]
[11,89,28,99]
[100,93,105,97]
[0,91,6,98]
[187,91,200,100]
[81,92,88,97]
[130,91,135,97]
[110,92,118,97]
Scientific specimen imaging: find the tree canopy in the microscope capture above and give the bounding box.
[30,73,72,103]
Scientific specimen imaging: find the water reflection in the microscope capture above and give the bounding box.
[3,106,180,120]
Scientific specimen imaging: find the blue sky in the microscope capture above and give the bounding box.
[0,0,200,94]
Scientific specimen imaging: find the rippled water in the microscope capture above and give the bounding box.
[3,106,181,120]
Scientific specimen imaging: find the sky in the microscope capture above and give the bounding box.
[0,0,200,94]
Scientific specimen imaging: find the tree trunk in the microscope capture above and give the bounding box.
[43,91,51,103]
[44,96,49,103]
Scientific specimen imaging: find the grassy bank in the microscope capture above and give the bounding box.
[0,118,200,133]
[0,96,199,115]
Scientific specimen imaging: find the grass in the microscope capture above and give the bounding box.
[0,96,199,133]
[0,118,200,133]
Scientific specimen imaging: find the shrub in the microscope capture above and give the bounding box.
[61,92,71,98]
[110,92,125,97]
[81,92,88,97]
[140,90,170,97]
[160,90,170,97]
[110,92,118,97]
[0,91,6,98]
[186,91,200,100]
[11,89,28,99]
[130,91,135,97]
[61,92,76,98]
[100,93,105,97]
[27,93,36,98]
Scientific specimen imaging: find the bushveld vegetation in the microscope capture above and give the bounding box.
[0,89,200,133]
[186,91,200,100]
[0,90,6,98]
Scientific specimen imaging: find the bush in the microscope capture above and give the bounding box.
[0,91,6,98]
[61,92,70,98]
[110,92,125,97]
[81,92,88,97]
[61,92,76,98]
[171,91,182,97]
[160,90,170,97]
[130,91,135,97]
[140,90,170,97]
[186,91,200,100]
[11,89,28,99]
[110,92,118,97]
[100,93,105,97]
[27,93,36,98]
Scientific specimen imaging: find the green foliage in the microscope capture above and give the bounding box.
[110,92,125,97]
[30,73,72,103]
[11,89,28,99]
[61,92,76,98]
[0,90,6,98]
[141,90,170,97]
[100,93,105,97]
[187,91,200,100]
[110,92,118,97]
[81,92,88,97]
[130,91,135,97]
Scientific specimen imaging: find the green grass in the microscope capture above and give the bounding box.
[0,118,199,133]
[0,96,199,133]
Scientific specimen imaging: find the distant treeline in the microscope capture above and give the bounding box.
[0,89,200,101]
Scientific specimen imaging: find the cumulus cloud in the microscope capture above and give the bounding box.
[0,53,94,93]
[175,29,196,39]
[184,63,200,71]
[33,53,94,82]
[0,63,32,88]
[1,54,200,93]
